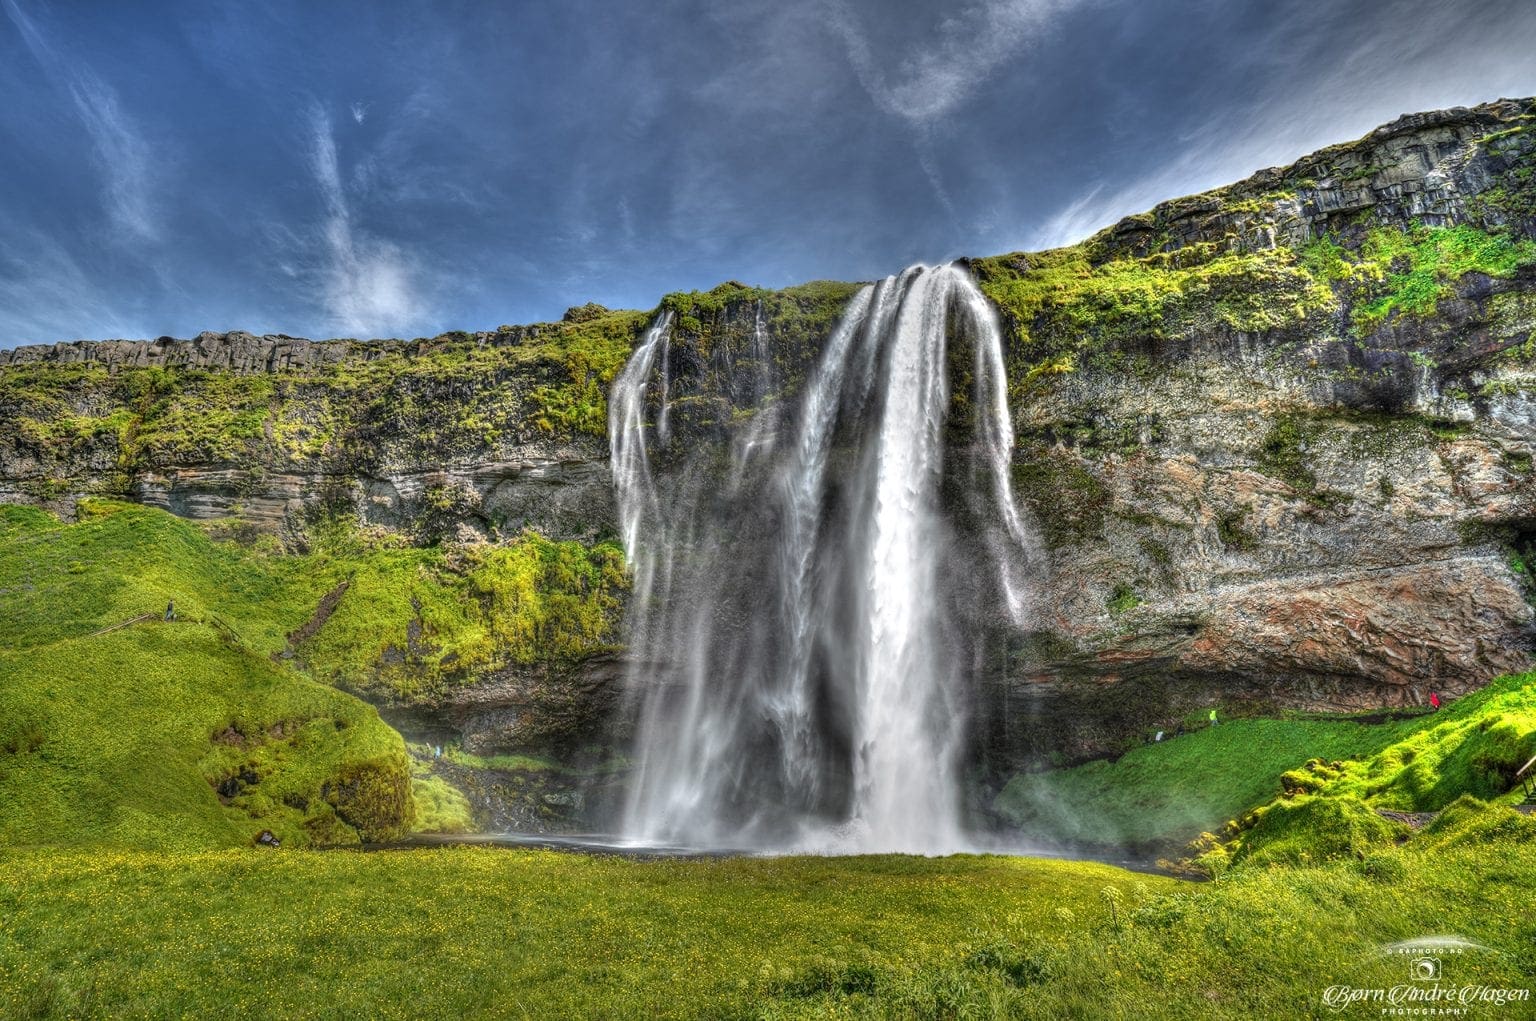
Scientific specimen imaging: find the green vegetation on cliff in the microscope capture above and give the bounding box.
[659,279,861,357]
[655,279,862,431]
[1303,223,1536,333]
[0,309,654,488]
[972,243,1334,373]
[0,501,628,847]
[296,520,626,704]
[973,219,1536,389]
[0,276,867,495]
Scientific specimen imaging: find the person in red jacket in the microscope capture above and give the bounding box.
[1429,692,1441,710]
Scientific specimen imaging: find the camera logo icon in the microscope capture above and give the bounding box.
[1410,957,1442,982]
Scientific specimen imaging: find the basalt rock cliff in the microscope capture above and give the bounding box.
[3,98,1535,814]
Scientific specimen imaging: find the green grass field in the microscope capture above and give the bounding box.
[2,835,1532,1020]
[3,500,1535,1017]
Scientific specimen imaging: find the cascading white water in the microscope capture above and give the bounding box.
[609,264,1036,854]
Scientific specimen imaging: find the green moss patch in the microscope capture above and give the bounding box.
[972,243,1336,381]
[1302,223,1536,334]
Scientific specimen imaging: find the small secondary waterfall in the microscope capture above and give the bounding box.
[609,264,1036,854]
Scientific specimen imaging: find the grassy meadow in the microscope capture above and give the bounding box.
[1,501,1535,1017]
[2,835,1534,1019]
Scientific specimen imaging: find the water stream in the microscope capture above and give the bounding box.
[609,264,1038,854]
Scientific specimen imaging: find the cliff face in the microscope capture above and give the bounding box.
[966,97,1536,765]
[0,316,643,544]
[2,99,1534,791]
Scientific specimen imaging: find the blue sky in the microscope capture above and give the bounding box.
[1,0,1533,345]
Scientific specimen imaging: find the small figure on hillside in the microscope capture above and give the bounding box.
[434,745,442,759]
[1155,731,1165,742]
[1429,692,1442,711]
[164,600,176,622]
[1208,708,1219,727]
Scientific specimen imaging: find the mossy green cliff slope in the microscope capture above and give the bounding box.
[2,98,1534,811]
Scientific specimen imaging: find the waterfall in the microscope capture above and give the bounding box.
[608,264,1036,854]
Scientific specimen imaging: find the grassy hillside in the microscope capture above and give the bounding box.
[996,674,1536,853]
[993,714,1427,848]
[1199,672,1536,872]
[0,503,417,848]
[0,499,623,847]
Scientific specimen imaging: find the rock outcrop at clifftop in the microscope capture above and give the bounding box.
[1,331,360,373]
[0,314,652,543]
[1095,98,1536,258]
[2,98,1534,784]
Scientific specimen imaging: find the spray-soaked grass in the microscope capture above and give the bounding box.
[1,834,1533,1020]
[994,715,1425,849]
[998,672,1536,860]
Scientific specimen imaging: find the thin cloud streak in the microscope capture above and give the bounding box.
[2,0,159,243]
[305,103,420,337]
[827,0,1086,128]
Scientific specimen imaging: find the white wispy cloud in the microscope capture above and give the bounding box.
[350,101,369,125]
[826,0,1086,128]
[823,0,1090,223]
[304,103,421,337]
[2,0,159,243]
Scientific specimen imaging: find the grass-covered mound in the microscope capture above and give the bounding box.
[0,500,625,848]
[0,503,416,849]
[1,836,1532,1019]
[1225,795,1408,869]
